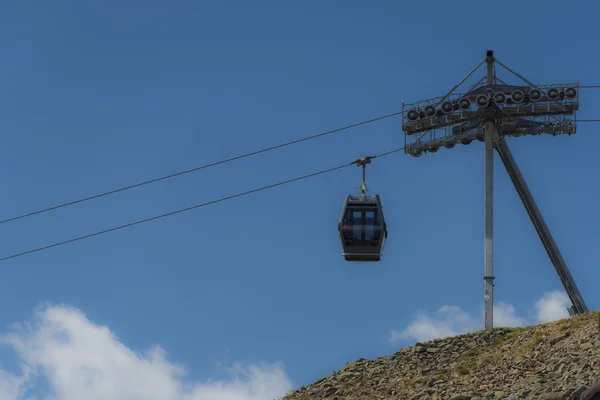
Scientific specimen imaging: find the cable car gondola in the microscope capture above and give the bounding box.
[338,156,388,262]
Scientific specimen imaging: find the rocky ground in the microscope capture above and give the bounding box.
[281,311,600,400]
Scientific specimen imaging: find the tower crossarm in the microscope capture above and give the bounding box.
[494,137,588,316]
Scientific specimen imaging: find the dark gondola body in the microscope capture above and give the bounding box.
[338,194,387,262]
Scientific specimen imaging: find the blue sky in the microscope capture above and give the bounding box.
[0,1,599,399]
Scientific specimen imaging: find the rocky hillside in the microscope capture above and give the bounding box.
[282,311,600,400]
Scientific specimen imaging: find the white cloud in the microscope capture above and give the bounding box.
[388,305,478,343]
[389,290,569,344]
[493,302,528,328]
[534,291,571,323]
[0,304,293,400]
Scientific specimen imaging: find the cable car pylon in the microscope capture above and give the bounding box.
[401,50,588,328]
[338,156,388,262]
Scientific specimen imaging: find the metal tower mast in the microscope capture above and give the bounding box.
[483,51,495,329]
[494,138,588,316]
[401,50,588,328]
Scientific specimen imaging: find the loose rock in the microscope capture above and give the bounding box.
[282,312,600,400]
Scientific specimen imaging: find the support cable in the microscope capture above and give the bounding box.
[0,110,404,226]
[0,148,404,263]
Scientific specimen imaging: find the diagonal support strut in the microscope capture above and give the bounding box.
[494,137,588,316]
